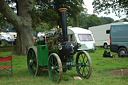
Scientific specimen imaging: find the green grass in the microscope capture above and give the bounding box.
[0,46,128,85]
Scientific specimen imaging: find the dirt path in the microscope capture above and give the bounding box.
[108,68,128,77]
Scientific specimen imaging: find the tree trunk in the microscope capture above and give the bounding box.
[0,0,34,55]
[14,28,33,55]
[14,0,34,55]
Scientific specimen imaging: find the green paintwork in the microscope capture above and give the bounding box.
[34,37,45,46]
[37,45,48,66]
[51,45,58,53]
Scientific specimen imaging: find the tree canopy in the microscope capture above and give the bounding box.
[92,0,128,17]
[68,12,114,29]
[31,0,84,31]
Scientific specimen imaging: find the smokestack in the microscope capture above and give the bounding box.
[59,8,68,41]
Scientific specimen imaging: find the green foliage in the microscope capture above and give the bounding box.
[100,17,114,24]
[40,9,59,27]
[92,0,128,17]
[35,22,51,32]
[1,40,9,46]
[0,13,14,32]
[68,12,114,29]
[0,13,8,29]
[33,0,84,29]
[86,14,103,28]
[36,0,84,18]
[4,0,84,32]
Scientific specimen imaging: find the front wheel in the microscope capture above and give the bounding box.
[27,46,42,76]
[48,53,62,83]
[118,47,127,57]
[76,51,92,78]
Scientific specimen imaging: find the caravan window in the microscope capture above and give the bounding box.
[78,34,93,41]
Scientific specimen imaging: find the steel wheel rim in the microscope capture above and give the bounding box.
[48,53,62,83]
[76,51,92,78]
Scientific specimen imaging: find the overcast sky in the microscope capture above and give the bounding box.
[84,0,127,20]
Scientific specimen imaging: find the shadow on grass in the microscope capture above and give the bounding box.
[40,69,49,77]
[0,46,14,52]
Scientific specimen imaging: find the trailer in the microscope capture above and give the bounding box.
[68,27,95,51]
[89,22,128,49]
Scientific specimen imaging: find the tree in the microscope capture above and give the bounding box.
[100,17,114,24]
[67,10,88,28]
[0,0,34,55]
[35,0,84,26]
[0,0,84,55]
[69,12,114,29]
[92,0,128,17]
[86,14,103,28]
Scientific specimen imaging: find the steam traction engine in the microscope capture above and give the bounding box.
[27,8,92,83]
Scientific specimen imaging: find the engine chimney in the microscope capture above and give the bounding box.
[59,8,68,41]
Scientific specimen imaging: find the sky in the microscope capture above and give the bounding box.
[84,0,127,20]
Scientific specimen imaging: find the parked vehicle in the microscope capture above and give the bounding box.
[89,22,128,49]
[68,27,95,51]
[1,34,14,42]
[110,23,128,57]
[0,32,17,45]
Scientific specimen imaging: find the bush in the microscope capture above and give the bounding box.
[1,39,8,46]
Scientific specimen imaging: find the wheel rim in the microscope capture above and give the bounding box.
[27,46,41,76]
[120,50,126,56]
[76,51,92,78]
[48,53,62,83]
[104,44,108,49]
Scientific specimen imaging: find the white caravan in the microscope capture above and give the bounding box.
[89,22,128,49]
[68,27,95,51]
[0,32,17,42]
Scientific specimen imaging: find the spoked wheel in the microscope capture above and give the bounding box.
[27,46,41,76]
[76,51,92,78]
[48,53,62,83]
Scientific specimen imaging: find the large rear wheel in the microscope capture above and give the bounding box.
[27,46,42,76]
[48,53,62,83]
[76,51,92,78]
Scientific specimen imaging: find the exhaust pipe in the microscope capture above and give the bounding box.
[59,8,68,41]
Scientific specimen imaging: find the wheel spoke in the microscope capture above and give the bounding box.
[54,69,59,75]
[49,58,52,66]
[82,67,86,76]
[86,66,89,73]
[82,67,84,75]
[78,56,82,63]
[79,66,82,71]
[82,54,85,62]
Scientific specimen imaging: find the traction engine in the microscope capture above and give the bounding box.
[27,8,92,83]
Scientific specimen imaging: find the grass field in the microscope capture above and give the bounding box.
[0,46,128,85]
